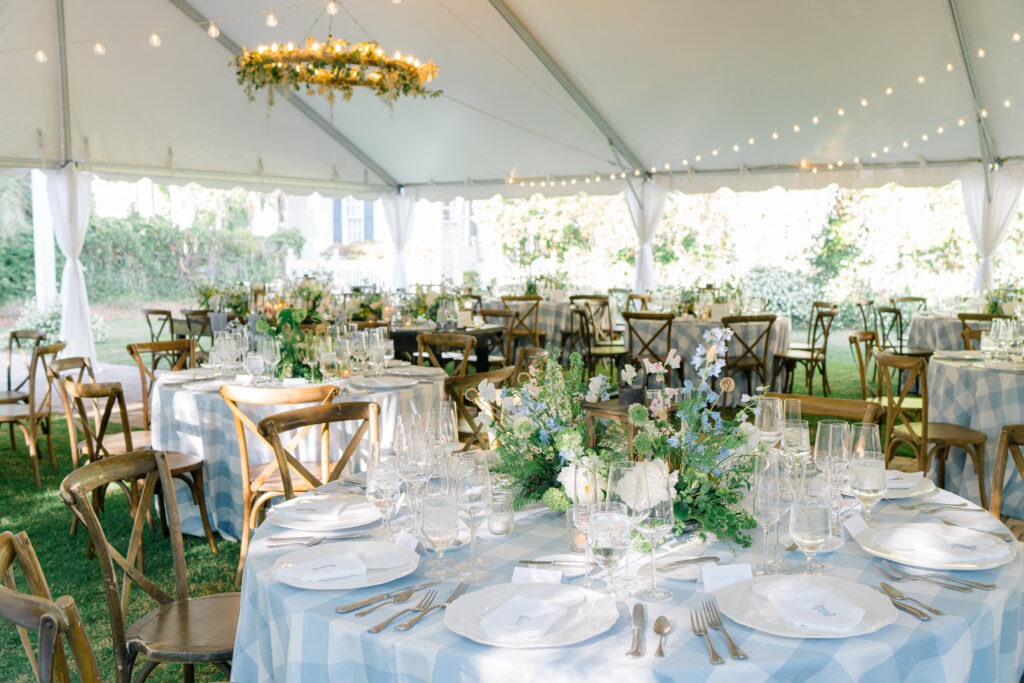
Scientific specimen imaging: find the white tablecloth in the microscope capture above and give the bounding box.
[231,489,1024,682]
[928,357,1024,518]
[908,314,971,352]
[151,376,443,540]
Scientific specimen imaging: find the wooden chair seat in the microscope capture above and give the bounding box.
[0,403,32,421]
[590,343,627,356]
[0,389,28,404]
[82,430,154,456]
[867,395,922,413]
[248,460,330,492]
[125,592,239,663]
[774,348,825,363]
[899,347,933,357]
[893,422,986,446]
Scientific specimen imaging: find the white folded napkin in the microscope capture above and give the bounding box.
[234,374,254,385]
[886,470,924,490]
[479,590,583,642]
[275,497,377,522]
[282,377,308,387]
[186,380,226,392]
[757,580,864,635]
[874,526,1006,563]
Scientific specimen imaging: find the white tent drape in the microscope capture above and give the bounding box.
[48,165,96,363]
[30,170,58,309]
[625,177,669,294]
[960,165,1024,291]
[381,191,417,289]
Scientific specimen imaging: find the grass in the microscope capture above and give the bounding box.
[0,323,868,680]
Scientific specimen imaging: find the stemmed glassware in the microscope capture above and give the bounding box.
[588,501,630,601]
[606,461,649,591]
[755,397,783,447]
[569,503,602,590]
[849,447,886,523]
[814,420,849,532]
[420,494,459,579]
[396,430,432,529]
[319,350,340,383]
[849,422,881,457]
[637,467,674,603]
[365,444,402,541]
[259,338,281,382]
[243,352,264,386]
[350,332,369,373]
[455,456,492,584]
[783,398,801,424]
[789,465,833,574]
[752,453,784,575]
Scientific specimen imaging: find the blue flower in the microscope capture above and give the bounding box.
[706,391,719,404]
[668,435,680,448]
[544,418,557,430]
[539,429,550,445]
[683,379,694,393]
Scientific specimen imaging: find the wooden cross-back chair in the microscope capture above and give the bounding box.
[874,306,931,358]
[574,307,627,378]
[772,308,838,396]
[0,530,102,683]
[848,330,878,401]
[791,302,835,351]
[465,294,483,314]
[855,299,875,331]
[59,451,238,683]
[53,375,218,553]
[480,308,515,363]
[0,341,64,487]
[990,425,1024,526]
[765,392,885,427]
[501,295,546,350]
[721,315,777,390]
[569,296,619,346]
[958,313,1007,350]
[140,308,173,343]
[890,296,927,313]
[513,347,546,383]
[445,366,515,451]
[621,311,679,385]
[2,330,47,448]
[626,293,650,312]
[874,349,987,506]
[257,401,380,499]
[961,327,982,350]
[126,340,195,431]
[219,384,339,585]
[182,310,212,361]
[416,333,476,377]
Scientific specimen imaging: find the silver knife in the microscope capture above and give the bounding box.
[889,597,931,621]
[626,603,645,657]
[267,533,372,543]
[335,581,439,613]
[518,559,596,568]
[655,556,720,571]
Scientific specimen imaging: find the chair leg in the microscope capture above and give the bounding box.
[969,444,988,510]
[186,469,219,554]
[7,423,14,449]
[236,501,254,587]
[44,418,55,469]
[21,424,41,488]
[183,663,195,683]
[132,658,160,683]
[934,445,948,489]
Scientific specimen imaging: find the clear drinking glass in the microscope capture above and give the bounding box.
[487,491,515,535]
[782,419,810,467]
[319,351,339,383]
[752,454,784,575]
[755,397,783,447]
[456,460,493,584]
[243,353,264,385]
[396,432,432,528]
[637,470,674,603]
[421,495,459,579]
[569,504,603,590]
[365,444,402,541]
[790,465,834,573]
[814,421,848,533]
[589,502,630,601]
[850,449,886,522]
[849,422,881,457]
[606,461,649,590]
[783,398,801,424]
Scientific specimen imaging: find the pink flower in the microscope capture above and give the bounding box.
[643,358,665,375]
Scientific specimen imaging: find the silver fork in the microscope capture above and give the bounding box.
[702,601,746,660]
[690,609,723,665]
[367,590,436,633]
[355,586,418,616]
[395,582,469,631]
[881,560,995,590]
[875,563,970,592]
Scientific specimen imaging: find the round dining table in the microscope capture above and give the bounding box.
[230,488,1023,682]
[927,354,1024,519]
[908,313,968,352]
[151,372,444,540]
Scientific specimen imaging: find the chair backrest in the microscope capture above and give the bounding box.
[873,306,904,354]
[251,284,266,313]
[182,309,212,353]
[140,308,173,344]
[258,401,380,498]
[445,366,515,451]
[0,531,101,683]
[7,330,47,395]
[961,327,982,350]
[854,299,874,330]
[765,392,884,425]
[873,349,928,447]
[990,425,1024,519]
[480,308,514,359]
[59,451,189,683]
[891,296,926,312]
[355,321,389,333]
[501,295,542,343]
[21,342,65,418]
[720,315,777,377]
[626,293,650,312]
[957,312,1006,330]
[513,347,546,381]
[55,377,132,470]
[416,333,476,376]
[219,384,339,492]
[622,311,674,368]
[571,296,615,344]
[808,308,838,354]
[125,340,195,430]
[848,330,877,400]
[465,294,483,314]
[806,302,835,345]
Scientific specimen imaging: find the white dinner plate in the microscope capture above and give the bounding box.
[266,493,381,532]
[883,477,936,499]
[349,376,420,391]
[444,583,618,648]
[717,575,897,639]
[856,522,1014,570]
[269,541,419,590]
[388,366,446,378]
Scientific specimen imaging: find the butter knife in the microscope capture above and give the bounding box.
[626,603,645,657]
[889,597,931,621]
[518,559,596,568]
[335,581,439,613]
[655,556,720,571]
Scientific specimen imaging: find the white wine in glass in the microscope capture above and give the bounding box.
[789,501,831,574]
[849,455,886,521]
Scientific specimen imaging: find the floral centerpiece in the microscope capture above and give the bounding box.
[346,291,383,321]
[284,273,332,322]
[255,308,317,380]
[194,281,251,316]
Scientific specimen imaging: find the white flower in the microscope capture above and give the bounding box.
[621,364,637,385]
[665,348,682,369]
[477,379,497,403]
[557,462,602,504]
[614,460,678,510]
[642,358,665,375]
[501,395,517,412]
[732,422,760,456]
[586,375,609,402]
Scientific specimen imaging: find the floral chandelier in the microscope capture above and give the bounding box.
[234,37,439,105]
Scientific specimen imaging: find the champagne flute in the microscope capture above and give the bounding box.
[421,495,459,579]
[814,420,849,533]
[849,449,886,523]
[790,466,833,573]
[606,461,649,590]
[365,444,402,541]
[755,397,783,447]
[588,502,630,601]
[637,467,674,603]
[752,454,784,575]
[569,504,602,590]
[456,458,492,584]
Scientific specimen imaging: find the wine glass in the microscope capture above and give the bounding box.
[783,398,801,423]
[456,458,492,584]
[350,332,369,373]
[755,397,783,447]
[606,461,649,591]
[588,501,630,601]
[243,352,264,386]
[569,504,602,590]
[815,420,849,532]
[752,453,784,575]
[636,466,674,603]
[365,445,402,541]
[396,431,432,527]
[849,423,881,457]
[368,338,386,376]
[428,402,459,459]
[260,338,281,381]
[790,465,833,573]
[319,351,339,383]
[782,419,810,467]
[850,449,886,523]
[420,494,459,579]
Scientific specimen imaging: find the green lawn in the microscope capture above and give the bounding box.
[0,324,868,681]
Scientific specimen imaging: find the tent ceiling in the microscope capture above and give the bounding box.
[2,0,1022,199]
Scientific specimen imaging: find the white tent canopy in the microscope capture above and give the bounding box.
[3,0,1024,201]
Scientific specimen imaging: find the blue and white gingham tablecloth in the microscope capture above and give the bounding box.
[231,493,1023,682]
[908,314,971,352]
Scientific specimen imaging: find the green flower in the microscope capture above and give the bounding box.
[513,416,535,439]
[554,430,583,455]
[628,403,649,426]
[542,486,571,513]
[633,432,653,454]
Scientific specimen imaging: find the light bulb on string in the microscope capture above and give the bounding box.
[902,140,909,148]
[748,137,755,145]
[885,86,893,95]
[149,32,162,47]
[837,108,845,116]
[811,115,819,124]
[326,1,339,14]
[922,133,929,141]
[980,108,989,118]
[958,118,966,126]
[695,154,702,162]
[937,126,944,133]
[663,162,670,170]
[34,49,47,63]
[837,160,844,167]
[860,97,868,107]
[208,22,220,38]
[870,151,877,158]
[883,145,890,153]
[917,75,926,83]
[946,62,954,72]
[793,124,800,132]
[266,12,278,27]
[1005,99,1012,108]
[977,48,986,58]
[1014,32,1022,42]
[712,149,719,156]
[732,144,739,152]
[93,42,105,56]
[771,131,779,140]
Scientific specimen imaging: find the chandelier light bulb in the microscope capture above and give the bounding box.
[34,49,47,63]
[93,41,105,56]
[149,32,161,47]
[326,1,339,14]
[208,23,220,38]
[266,12,278,27]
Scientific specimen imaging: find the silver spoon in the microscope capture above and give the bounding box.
[653,616,671,657]
[880,581,944,615]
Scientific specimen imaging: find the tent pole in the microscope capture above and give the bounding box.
[166,0,401,191]
[946,0,998,199]
[53,0,71,165]
[487,0,644,175]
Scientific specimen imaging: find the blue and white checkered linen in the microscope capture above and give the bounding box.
[908,314,968,352]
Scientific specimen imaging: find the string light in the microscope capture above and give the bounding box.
[649,166,657,173]
[980,108,989,118]
[827,163,834,170]
[870,151,877,158]
[620,171,626,178]
[917,74,926,83]
[712,149,719,156]
[937,125,944,133]
[695,154,702,162]
[860,97,868,107]
[946,62,954,71]
[853,156,860,164]
[266,12,278,27]
[811,167,818,174]
[732,144,740,152]
[1004,98,1012,108]
[902,140,909,148]
[977,48,986,58]
[921,133,929,141]
[571,178,576,184]
[663,162,671,169]
[1014,32,1022,42]
[837,108,845,116]
[792,124,800,132]
[34,49,47,63]
[771,131,779,140]
[958,118,966,126]
[747,137,755,145]
[208,23,220,38]
[885,86,893,95]
[93,41,105,56]
[149,32,162,47]
[837,160,844,167]
[883,145,890,153]
[326,1,339,14]
[682,159,689,166]
[811,115,819,124]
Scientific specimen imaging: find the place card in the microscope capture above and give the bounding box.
[393,530,420,552]
[842,514,869,542]
[700,563,752,592]
[282,377,307,387]
[457,311,473,328]
[234,374,254,385]
[511,566,564,584]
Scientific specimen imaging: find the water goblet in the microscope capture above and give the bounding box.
[420,495,459,580]
[243,352,264,385]
[606,461,649,591]
[636,468,674,603]
[849,449,886,523]
[789,496,832,575]
[589,502,630,601]
[365,444,402,541]
[456,459,492,584]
